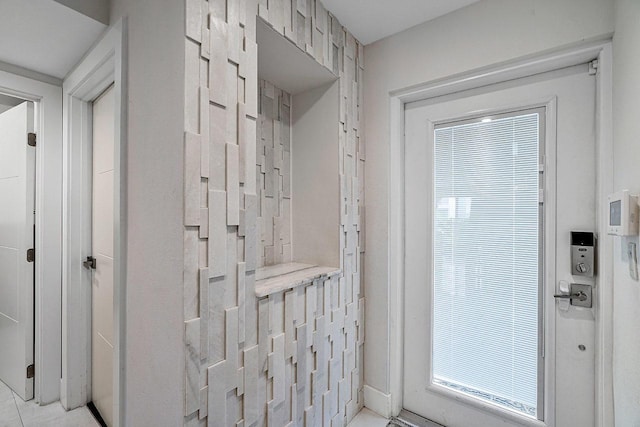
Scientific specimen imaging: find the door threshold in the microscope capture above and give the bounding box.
[87,402,108,427]
[390,410,445,427]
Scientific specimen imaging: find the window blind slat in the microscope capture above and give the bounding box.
[432,113,540,418]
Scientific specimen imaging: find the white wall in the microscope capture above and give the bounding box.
[363,0,614,402]
[612,0,640,424]
[292,81,341,268]
[108,1,185,425]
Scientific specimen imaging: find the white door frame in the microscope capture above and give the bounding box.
[61,19,127,426]
[387,39,614,426]
[0,67,63,405]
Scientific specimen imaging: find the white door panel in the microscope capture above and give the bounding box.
[404,65,596,426]
[91,84,115,426]
[0,247,19,319]
[93,254,114,345]
[93,170,114,259]
[0,102,35,401]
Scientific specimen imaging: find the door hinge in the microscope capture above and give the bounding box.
[26,364,34,379]
[26,248,35,263]
[27,133,36,147]
[588,59,599,76]
[539,189,545,204]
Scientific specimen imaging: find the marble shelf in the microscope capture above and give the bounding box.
[255,262,341,298]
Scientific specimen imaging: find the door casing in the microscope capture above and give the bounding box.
[385,40,614,427]
[0,67,63,405]
[61,19,127,427]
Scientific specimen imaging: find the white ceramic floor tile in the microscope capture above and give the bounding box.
[13,396,98,427]
[13,396,65,426]
[0,397,22,427]
[0,381,14,404]
[348,408,389,427]
[28,406,99,427]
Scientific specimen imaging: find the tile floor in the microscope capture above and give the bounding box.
[347,408,390,427]
[0,381,98,427]
[1,377,384,427]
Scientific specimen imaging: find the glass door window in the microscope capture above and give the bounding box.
[431,110,544,419]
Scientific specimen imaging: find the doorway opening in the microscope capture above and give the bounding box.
[87,84,116,426]
[61,21,125,427]
[0,95,35,404]
[404,64,597,426]
[387,42,614,427]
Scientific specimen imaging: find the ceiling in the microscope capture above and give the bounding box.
[0,0,479,78]
[320,0,482,45]
[0,0,107,79]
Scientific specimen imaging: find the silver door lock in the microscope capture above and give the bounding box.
[571,232,596,277]
[554,283,592,308]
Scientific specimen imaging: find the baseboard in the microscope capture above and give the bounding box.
[364,385,393,418]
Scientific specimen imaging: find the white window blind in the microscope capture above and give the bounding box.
[432,111,541,418]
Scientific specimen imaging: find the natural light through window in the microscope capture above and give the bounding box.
[432,111,542,418]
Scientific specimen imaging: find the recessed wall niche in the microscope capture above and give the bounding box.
[256,17,340,279]
[182,1,365,422]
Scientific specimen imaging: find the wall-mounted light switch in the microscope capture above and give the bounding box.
[628,242,638,281]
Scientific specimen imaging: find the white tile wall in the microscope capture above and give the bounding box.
[257,80,292,268]
[183,0,365,425]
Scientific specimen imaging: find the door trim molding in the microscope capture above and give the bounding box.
[61,19,127,427]
[386,39,614,426]
[593,44,615,427]
[0,65,63,405]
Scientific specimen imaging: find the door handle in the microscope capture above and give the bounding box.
[83,256,96,270]
[553,292,587,302]
[553,283,592,308]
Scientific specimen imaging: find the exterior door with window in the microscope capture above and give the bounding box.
[403,65,597,426]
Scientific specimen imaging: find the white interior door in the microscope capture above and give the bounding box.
[404,65,597,426]
[0,101,35,401]
[91,85,115,426]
